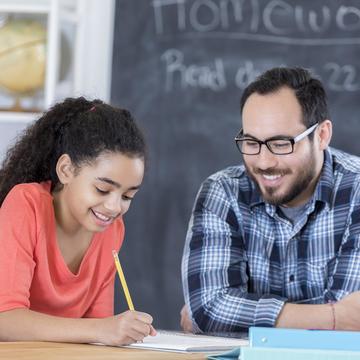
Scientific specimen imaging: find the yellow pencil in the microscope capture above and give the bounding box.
[112,250,135,311]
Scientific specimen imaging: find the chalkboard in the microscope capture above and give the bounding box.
[111,0,360,329]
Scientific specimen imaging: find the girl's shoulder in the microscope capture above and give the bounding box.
[2,181,52,210]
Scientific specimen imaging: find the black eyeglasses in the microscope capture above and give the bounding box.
[234,123,318,155]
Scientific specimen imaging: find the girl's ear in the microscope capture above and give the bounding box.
[56,154,75,185]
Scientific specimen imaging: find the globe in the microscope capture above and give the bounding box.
[0,19,46,95]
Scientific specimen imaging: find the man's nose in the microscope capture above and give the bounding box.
[256,144,278,169]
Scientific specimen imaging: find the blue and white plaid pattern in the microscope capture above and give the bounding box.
[182,148,360,332]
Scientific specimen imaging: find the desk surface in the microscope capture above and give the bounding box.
[0,341,207,359]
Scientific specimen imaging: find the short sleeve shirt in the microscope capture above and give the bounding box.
[0,182,124,318]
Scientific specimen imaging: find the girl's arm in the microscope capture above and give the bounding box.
[0,308,155,345]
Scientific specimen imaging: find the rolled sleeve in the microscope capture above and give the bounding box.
[254,296,286,327]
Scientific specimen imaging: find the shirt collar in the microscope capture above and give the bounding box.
[249,148,335,210]
[312,148,334,209]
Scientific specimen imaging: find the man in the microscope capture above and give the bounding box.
[181,67,360,333]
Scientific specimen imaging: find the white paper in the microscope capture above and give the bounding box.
[125,330,249,353]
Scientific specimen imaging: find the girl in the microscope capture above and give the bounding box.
[0,97,156,345]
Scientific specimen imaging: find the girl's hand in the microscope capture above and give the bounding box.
[96,310,156,346]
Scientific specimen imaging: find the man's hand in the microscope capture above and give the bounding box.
[180,305,193,333]
[334,291,360,330]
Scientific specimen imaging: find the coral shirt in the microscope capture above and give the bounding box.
[0,182,124,318]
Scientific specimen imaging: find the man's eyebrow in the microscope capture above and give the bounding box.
[242,132,293,141]
[95,177,141,190]
[242,132,258,139]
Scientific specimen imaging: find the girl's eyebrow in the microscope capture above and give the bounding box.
[96,177,141,191]
[96,177,120,188]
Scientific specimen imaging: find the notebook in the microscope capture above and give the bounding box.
[125,330,249,353]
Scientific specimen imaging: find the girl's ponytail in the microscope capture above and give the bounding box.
[0,97,101,205]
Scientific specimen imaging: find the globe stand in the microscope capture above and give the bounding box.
[10,97,22,112]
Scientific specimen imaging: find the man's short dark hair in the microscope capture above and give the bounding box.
[240,67,329,129]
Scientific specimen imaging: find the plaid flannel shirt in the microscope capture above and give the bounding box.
[182,148,360,332]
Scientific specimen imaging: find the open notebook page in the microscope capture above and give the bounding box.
[124,330,249,353]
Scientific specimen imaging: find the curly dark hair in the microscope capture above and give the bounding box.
[240,67,330,130]
[0,97,146,205]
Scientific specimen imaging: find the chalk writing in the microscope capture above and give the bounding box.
[152,0,360,45]
[161,49,360,92]
[161,48,226,91]
[324,63,360,91]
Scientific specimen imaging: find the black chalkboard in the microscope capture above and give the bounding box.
[111,0,360,329]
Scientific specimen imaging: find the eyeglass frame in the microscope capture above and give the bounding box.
[234,123,319,155]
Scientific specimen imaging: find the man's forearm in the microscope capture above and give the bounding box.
[277,291,360,331]
[276,303,333,329]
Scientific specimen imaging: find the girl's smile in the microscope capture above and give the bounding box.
[53,152,145,236]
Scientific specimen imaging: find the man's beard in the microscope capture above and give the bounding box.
[244,155,317,206]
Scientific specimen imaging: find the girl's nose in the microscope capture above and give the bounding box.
[104,196,123,215]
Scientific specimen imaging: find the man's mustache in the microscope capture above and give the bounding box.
[253,168,292,176]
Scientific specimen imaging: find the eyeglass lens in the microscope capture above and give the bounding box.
[237,139,293,155]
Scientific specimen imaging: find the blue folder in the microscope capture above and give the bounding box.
[241,346,360,360]
[249,327,360,351]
